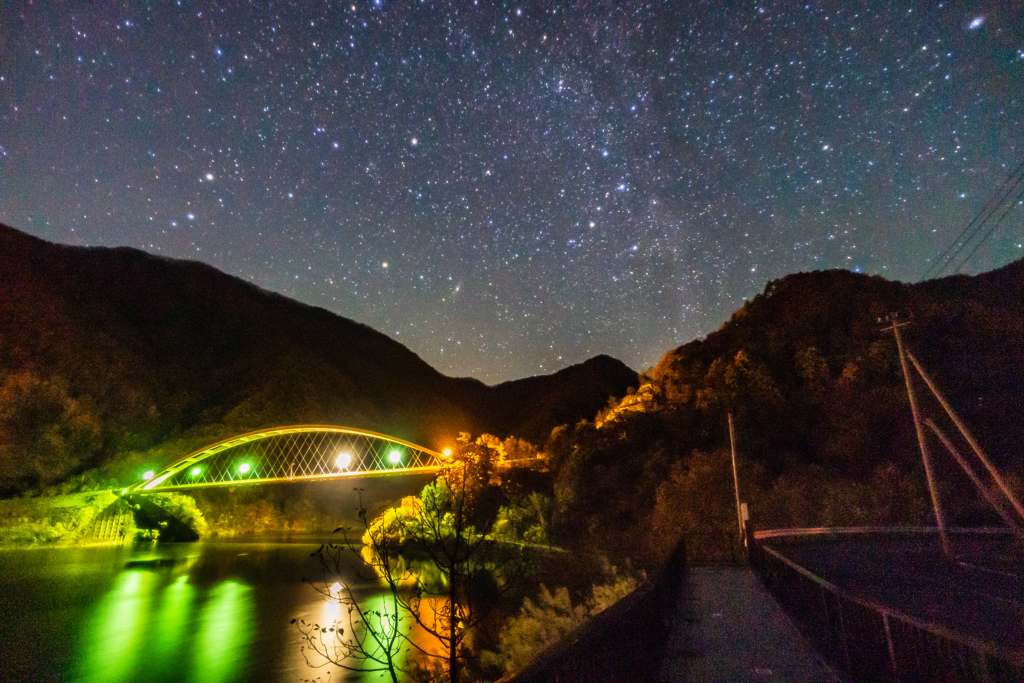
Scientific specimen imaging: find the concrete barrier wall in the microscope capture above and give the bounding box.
[498,536,688,683]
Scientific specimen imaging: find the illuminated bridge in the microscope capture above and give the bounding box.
[127,425,447,494]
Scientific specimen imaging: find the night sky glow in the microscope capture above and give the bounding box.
[2,2,1022,383]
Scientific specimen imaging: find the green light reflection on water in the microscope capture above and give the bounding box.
[351,593,411,682]
[75,570,155,683]
[194,579,254,683]
[152,575,195,667]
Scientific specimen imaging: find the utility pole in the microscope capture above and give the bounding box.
[728,413,744,539]
[885,316,951,556]
[924,419,1020,532]
[907,351,1024,524]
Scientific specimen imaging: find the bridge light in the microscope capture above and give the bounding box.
[143,470,155,481]
[388,450,402,465]
[336,453,352,470]
[190,467,201,476]
[238,463,251,474]
[443,448,452,457]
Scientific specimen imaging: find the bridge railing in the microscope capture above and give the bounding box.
[131,425,445,493]
[496,535,688,683]
[748,527,1024,683]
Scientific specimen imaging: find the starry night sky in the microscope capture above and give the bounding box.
[2,2,1022,383]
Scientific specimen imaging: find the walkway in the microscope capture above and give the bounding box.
[662,567,841,682]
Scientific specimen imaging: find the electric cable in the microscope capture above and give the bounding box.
[950,185,1024,275]
[937,170,1024,278]
[922,159,1024,280]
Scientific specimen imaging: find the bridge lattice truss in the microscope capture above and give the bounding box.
[130,425,445,493]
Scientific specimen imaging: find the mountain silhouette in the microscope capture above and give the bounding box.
[0,224,637,494]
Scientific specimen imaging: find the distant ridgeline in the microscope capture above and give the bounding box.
[0,223,637,495]
[586,260,1024,475]
[643,262,1024,474]
[544,258,1023,560]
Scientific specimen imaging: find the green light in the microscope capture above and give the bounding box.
[358,593,410,668]
[153,576,194,669]
[238,463,250,474]
[143,470,155,481]
[388,450,402,464]
[190,467,201,476]
[195,580,253,683]
[74,570,154,681]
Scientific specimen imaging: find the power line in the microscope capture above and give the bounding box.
[937,171,1024,278]
[950,185,1024,275]
[922,159,1024,280]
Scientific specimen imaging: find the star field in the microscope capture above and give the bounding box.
[2,2,1022,383]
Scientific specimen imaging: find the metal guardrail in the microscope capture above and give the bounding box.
[749,526,1024,683]
[497,535,688,683]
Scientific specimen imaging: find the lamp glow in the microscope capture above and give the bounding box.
[388,450,402,464]
[336,452,352,470]
[143,470,155,481]
[190,467,201,476]
[238,463,250,474]
[443,448,452,457]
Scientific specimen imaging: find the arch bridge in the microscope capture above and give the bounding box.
[127,425,447,494]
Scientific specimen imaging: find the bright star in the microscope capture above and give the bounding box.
[205,173,214,181]
[410,137,418,146]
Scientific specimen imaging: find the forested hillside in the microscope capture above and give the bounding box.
[0,224,636,495]
[545,260,1024,561]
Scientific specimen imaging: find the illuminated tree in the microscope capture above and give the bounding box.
[294,492,410,683]
[393,439,521,683]
[299,437,521,683]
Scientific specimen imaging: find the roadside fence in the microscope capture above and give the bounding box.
[749,527,1024,683]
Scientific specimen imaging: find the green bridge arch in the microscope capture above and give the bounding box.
[127,425,447,493]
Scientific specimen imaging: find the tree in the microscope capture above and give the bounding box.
[298,436,522,683]
[294,491,411,683]
[481,572,639,677]
[393,444,522,683]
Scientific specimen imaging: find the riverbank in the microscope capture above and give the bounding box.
[0,491,125,547]
[0,490,345,548]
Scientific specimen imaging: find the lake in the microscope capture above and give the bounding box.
[0,539,419,682]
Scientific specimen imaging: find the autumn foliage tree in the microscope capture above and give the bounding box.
[301,433,522,683]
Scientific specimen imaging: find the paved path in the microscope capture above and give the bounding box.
[662,567,841,682]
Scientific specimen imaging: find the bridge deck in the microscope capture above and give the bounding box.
[662,567,839,682]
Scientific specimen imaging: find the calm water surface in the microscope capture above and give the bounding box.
[0,540,410,682]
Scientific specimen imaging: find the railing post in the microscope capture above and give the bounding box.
[743,518,756,566]
[882,613,900,683]
[978,650,992,683]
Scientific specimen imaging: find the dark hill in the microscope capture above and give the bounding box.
[648,260,1023,473]
[0,224,637,494]
[474,354,639,442]
[546,260,1022,558]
